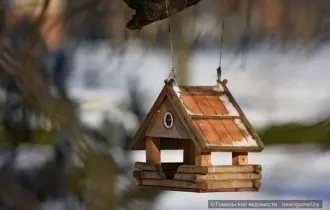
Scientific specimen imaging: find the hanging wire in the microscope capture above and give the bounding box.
[217,0,227,84]
[240,0,253,69]
[164,0,188,83]
[164,0,176,81]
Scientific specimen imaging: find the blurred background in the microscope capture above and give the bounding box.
[0,0,330,209]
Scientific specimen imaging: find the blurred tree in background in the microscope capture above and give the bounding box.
[0,0,162,209]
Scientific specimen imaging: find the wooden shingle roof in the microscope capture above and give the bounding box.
[129,79,264,153]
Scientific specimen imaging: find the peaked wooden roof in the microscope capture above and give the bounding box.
[129,79,264,153]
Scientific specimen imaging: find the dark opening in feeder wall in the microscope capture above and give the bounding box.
[163,112,173,128]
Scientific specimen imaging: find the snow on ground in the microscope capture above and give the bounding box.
[130,145,330,210]
[70,43,330,130]
[0,145,54,169]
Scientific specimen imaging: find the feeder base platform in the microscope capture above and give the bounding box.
[133,163,262,193]
[138,185,259,193]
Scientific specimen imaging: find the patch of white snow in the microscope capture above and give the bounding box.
[212,84,224,92]
[219,95,239,116]
[234,119,248,132]
[172,84,202,115]
[172,84,181,97]
[206,136,258,147]
[232,136,258,147]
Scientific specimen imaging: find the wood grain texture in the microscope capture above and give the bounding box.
[138,179,259,191]
[183,140,211,166]
[192,96,225,145]
[174,173,261,182]
[253,180,262,189]
[180,95,203,114]
[129,86,167,150]
[222,82,264,151]
[191,115,240,119]
[177,165,262,174]
[205,180,257,190]
[133,171,165,180]
[145,137,161,164]
[165,86,207,151]
[178,86,217,93]
[137,185,259,193]
[134,162,183,171]
[179,83,262,152]
[139,179,203,190]
[165,100,191,138]
[166,84,263,152]
[135,178,142,186]
[195,151,211,167]
[193,96,215,115]
[205,95,229,115]
[203,146,265,152]
[188,95,241,146]
[222,119,245,142]
[234,119,252,139]
[183,139,195,165]
[178,86,225,96]
[137,185,204,192]
[192,96,229,146]
[193,120,221,145]
[183,138,211,166]
[133,170,176,180]
[208,120,232,145]
[145,100,190,139]
[232,152,248,165]
[180,92,225,96]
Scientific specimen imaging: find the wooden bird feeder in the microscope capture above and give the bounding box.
[129,79,264,193]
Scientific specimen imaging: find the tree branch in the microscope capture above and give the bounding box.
[0,0,6,38]
[122,0,202,30]
[35,0,51,27]
[26,0,51,50]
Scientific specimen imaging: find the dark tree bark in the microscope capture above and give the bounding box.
[0,0,6,36]
[122,0,202,30]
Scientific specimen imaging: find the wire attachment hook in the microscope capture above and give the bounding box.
[165,67,177,84]
[216,0,227,85]
[216,66,222,84]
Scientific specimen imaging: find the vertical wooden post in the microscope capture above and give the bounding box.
[183,139,195,165]
[145,137,161,164]
[195,149,211,167]
[232,152,248,165]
